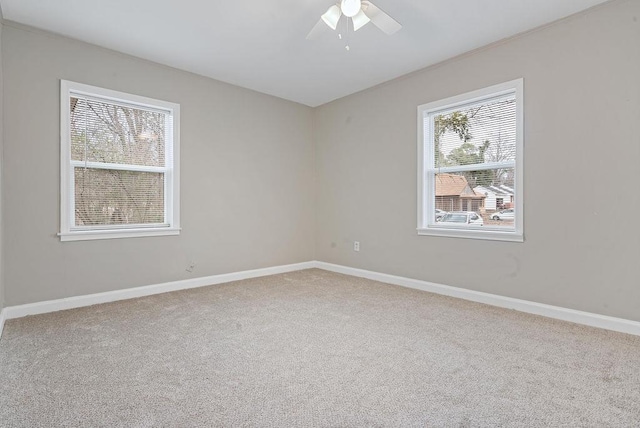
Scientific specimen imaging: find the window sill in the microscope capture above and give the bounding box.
[59,227,181,242]
[417,227,523,242]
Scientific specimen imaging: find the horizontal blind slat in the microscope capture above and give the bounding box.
[70,97,168,168]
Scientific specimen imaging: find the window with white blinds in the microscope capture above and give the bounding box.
[417,79,523,242]
[60,81,180,241]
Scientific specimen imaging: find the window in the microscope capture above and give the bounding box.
[60,81,180,241]
[417,79,523,242]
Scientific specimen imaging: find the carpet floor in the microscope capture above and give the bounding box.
[1,269,639,427]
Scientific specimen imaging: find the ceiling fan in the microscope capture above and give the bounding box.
[307,0,401,41]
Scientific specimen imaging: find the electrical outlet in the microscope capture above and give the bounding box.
[354,241,360,252]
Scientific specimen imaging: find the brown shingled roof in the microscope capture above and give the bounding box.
[435,173,484,198]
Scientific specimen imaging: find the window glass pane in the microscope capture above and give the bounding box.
[70,97,166,167]
[74,167,165,227]
[418,79,522,240]
[434,95,516,168]
[434,169,515,230]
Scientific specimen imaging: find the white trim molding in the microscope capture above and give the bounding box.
[315,262,640,337]
[1,261,638,339]
[60,80,181,242]
[0,309,6,340]
[3,262,315,320]
[417,78,524,242]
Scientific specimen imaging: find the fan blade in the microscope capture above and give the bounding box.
[362,1,401,35]
[307,18,328,40]
[352,9,371,32]
[321,4,342,30]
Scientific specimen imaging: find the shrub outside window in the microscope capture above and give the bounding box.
[417,79,523,242]
[60,80,180,241]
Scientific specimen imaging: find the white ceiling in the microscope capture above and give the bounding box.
[0,0,608,107]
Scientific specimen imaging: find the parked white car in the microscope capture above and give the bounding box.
[435,209,447,221]
[438,211,484,226]
[491,209,514,221]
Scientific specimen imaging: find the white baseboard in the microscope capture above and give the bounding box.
[2,260,638,338]
[3,261,316,320]
[0,308,6,340]
[315,261,640,337]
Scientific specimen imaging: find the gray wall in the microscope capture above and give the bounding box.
[2,24,315,306]
[314,0,640,321]
[3,1,639,323]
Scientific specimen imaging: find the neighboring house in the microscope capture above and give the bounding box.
[435,174,485,212]
[474,185,515,210]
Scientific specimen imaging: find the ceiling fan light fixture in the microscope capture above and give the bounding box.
[340,0,362,18]
[308,0,401,41]
[352,9,370,31]
[321,4,342,30]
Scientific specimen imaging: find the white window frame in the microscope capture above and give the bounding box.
[417,79,524,242]
[59,80,181,241]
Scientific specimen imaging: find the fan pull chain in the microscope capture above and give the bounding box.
[345,17,351,51]
[335,13,352,50]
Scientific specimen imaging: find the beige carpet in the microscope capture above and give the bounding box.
[1,269,639,427]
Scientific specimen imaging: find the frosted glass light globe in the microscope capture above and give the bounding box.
[340,0,362,18]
